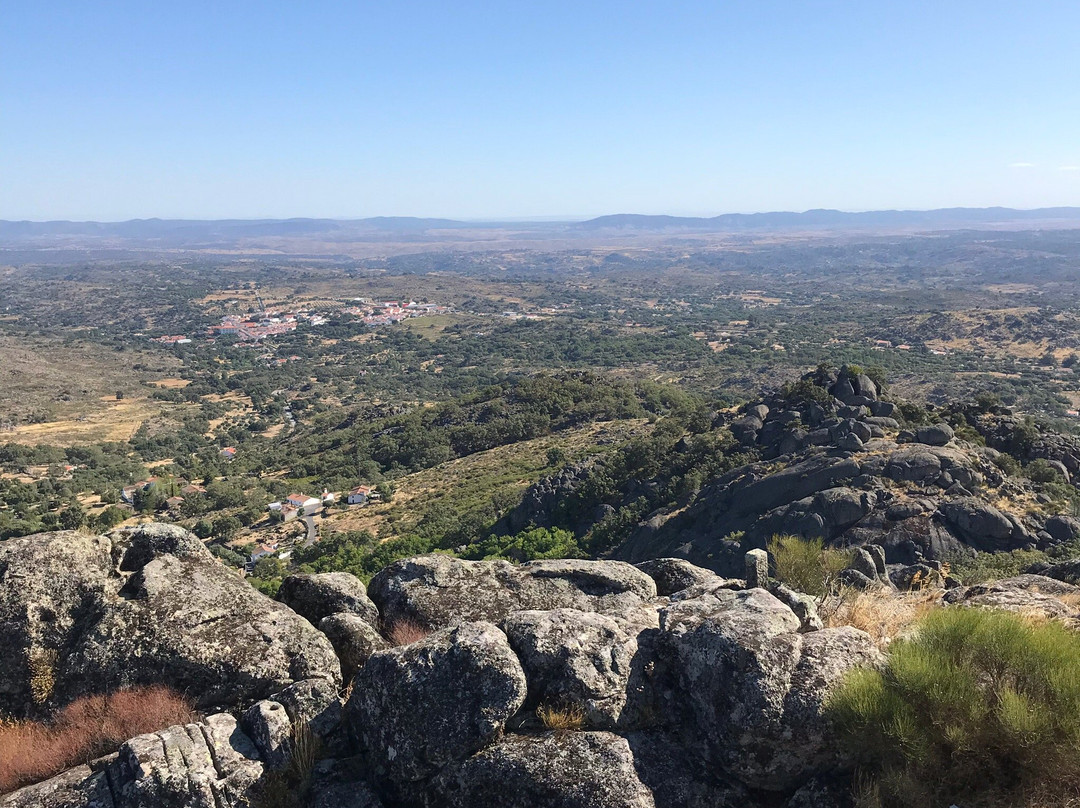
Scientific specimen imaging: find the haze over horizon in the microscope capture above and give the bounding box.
[3,1,1079,221]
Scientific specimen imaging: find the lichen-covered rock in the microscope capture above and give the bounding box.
[347,621,527,789]
[430,732,656,808]
[501,607,660,730]
[0,763,116,808]
[659,588,882,791]
[278,572,380,628]
[108,713,264,808]
[944,577,1080,625]
[368,554,656,629]
[634,558,718,595]
[0,524,340,718]
[320,612,391,680]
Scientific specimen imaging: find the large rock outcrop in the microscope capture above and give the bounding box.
[277,571,381,628]
[368,554,657,629]
[0,524,340,718]
[347,621,528,791]
[430,732,657,808]
[658,586,883,791]
[501,606,661,730]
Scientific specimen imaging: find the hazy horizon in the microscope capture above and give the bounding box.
[6,203,1080,226]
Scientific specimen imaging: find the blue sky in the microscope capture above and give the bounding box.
[2,1,1079,220]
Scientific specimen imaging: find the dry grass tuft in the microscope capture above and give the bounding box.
[1054,591,1080,610]
[536,702,586,732]
[386,618,432,647]
[823,586,943,648]
[0,685,196,794]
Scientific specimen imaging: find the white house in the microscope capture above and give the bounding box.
[285,493,321,515]
[321,490,336,505]
[348,485,374,505]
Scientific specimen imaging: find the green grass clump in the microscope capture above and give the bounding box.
[768,534,853,598]
[827,608,1080,807]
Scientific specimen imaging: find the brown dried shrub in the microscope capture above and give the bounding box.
[386,618,432,646]
[0,685,196,794]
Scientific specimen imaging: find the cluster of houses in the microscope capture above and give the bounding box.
[267,491,332,522]
[211,313,300,341]
[151,298,450,350]
[265,486,381,522]
[341,299,449,326]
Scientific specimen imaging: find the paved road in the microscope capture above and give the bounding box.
[301,515,317,547]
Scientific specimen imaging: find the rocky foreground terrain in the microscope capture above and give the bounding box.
[4,522,1080,807]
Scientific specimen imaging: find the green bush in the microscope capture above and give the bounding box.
[1024,458,1064,483]
[946,548,1048,585]
[767,534,853,598]
[827,608,1080,807]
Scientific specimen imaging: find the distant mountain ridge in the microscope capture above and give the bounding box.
[575,206,1080,231]
[2,207,1079,244]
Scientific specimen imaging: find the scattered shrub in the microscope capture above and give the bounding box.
[536,702,585,732]
[827,608,1080,807]
[768,534,853,598]
[0,685,196,793]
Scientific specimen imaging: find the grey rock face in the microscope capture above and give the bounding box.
[2,678,348,808]
[660,588,881,791]
[347,621,527,787]
[915,423,955,446]
[319,612,391,681]
[0,524,340,718]
[307,759,386,808]
[431,731,656,808]
[501,607,660,730]
[634,558,718,595]
[1045,514,1080,543]
[847,548,882,583]
[767,583,823,632]
[836,433,864,452]
[939,498,1016,551]
[369,554,656,629]
[1026,559,1080,585]
[732,456,861,518]
[814,487,874,531]
[885,448,942,483]
[278,572,380,628]
[241,699,293,769]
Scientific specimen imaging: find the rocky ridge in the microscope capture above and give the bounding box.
[607,366,1079,575]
